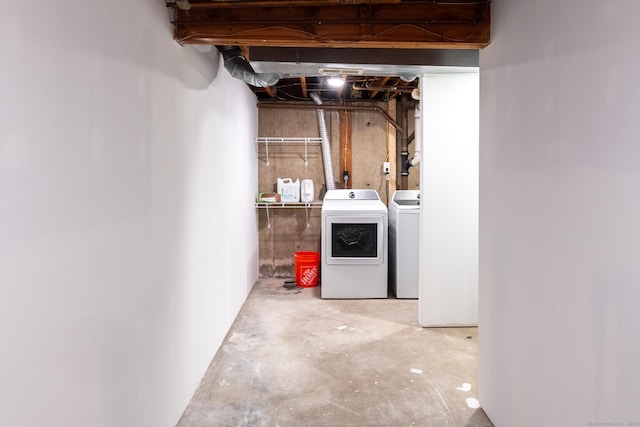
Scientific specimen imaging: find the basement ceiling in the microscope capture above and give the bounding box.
[165,0,490,102]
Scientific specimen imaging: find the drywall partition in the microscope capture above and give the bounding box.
[479,1,640,426]
[418,73,479,327]
[0,2,258,427]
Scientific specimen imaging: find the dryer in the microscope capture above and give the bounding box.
[321,189,388,299]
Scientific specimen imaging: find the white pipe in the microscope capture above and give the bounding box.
[411,104,421,167]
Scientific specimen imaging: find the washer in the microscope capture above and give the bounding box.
[321,189,388,299]
[389,190,420,298]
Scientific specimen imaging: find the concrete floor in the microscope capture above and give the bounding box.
[176,279,494,427]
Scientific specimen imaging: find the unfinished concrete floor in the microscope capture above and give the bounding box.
[176,279,494,427]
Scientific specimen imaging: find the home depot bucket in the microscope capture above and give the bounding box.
[294,251,320,288]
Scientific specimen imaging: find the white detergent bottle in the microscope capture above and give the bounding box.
[301,179,314,203]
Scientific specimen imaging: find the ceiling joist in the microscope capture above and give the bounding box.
[168,0,491,49]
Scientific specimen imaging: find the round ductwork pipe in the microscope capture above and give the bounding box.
[219,46,280,88]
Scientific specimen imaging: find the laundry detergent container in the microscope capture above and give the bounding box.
[277,178,300,203]
[389,190,420,298]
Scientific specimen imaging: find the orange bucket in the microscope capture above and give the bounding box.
[294,251,320,288]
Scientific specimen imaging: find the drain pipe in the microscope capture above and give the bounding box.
[410,105,421,167]
[410,88,421,167]
[310,92,337,191]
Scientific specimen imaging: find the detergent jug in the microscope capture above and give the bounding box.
[301,179,314,203]
[277,178,300,202]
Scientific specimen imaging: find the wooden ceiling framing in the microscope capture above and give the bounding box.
[165,0,491,101]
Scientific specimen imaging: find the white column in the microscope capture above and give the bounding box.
[418,73,479,327]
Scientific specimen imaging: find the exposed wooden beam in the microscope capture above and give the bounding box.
[369,76,391,99]
[388,77,404,99]
[387,100,397,203]
[339,111,353,189]
[336,82,345,100]
[258,101,404,134]
[168,0,403,8]
[170,1,490,49]
[240,45,251,60]
[264,86,276,98]
[300,76,308,98]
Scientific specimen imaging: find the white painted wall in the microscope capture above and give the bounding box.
[479,1,640,425]
[419,73,479,326]
[0,1,258,426]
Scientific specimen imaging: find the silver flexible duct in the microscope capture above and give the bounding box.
[309,92,336,191]
[220,46,280,88]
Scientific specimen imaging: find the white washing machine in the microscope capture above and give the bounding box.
[389,190,420,298]
[321,189,388,299]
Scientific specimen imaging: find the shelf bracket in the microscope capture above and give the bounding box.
[265,204,271,228]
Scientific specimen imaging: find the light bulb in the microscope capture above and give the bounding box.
[327,77,345,87]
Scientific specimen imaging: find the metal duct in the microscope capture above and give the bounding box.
[219,46,280,88]
[309,92,336,191]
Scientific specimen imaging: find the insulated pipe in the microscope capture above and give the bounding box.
[309,92,337,191]
[410,105,421,167]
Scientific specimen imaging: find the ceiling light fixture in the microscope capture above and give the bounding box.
[327,76,345,88]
